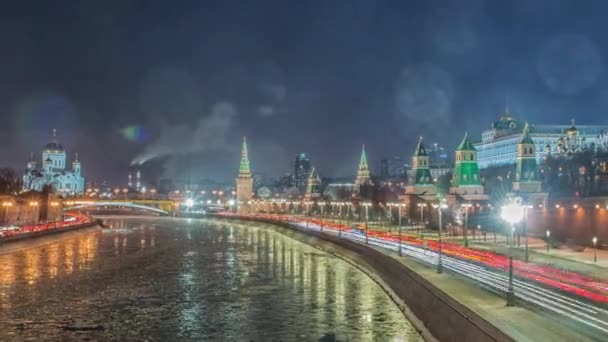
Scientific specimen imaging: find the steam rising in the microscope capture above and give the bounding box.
[131,102,237,165]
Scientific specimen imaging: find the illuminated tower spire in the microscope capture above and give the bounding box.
[238,136,251,177]
[73,152,81,176]
[304,167,321,200]
[236,136,253,213]
[411,137,433,185]
[452,132,481,187]
[355,144,371,189]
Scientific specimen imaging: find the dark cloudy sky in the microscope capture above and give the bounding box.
[1,0,607,184]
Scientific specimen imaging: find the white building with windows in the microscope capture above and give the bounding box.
[474,112,608,169]
[22,130,85,195]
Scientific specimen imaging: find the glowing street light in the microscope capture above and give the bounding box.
[432,198,448,273]
[593,237,598,263]
[362,202,372,245]
[501,197,524,306]
[461,203,473,247]
[546,230,551,252]
[416,203,425,241]
[185,198,194,208]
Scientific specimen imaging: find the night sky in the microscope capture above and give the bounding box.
[1,0,607,184]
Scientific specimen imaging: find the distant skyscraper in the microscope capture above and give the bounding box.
[294,153,311,192]
[380,159,389,179]
[388,156,407,179]
[428,142,449,166]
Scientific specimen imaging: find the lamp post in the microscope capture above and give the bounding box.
[396,203,403,256]
[338,202,343,238]
[501,197,524,307]
[593,237,598,263]
[524,205,531,263]
[320,202,324,232]
[546,230,551,252]
[417,203,425,240]
[433,198,448,273]
[461,203,472,247]
[363,202,371,245]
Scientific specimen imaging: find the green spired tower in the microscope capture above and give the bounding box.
[411,137,433,185]
[304,167,321,200]
[235,137,253,213]
[450,132,484,196]
[404,137,436,198]
[513,123,542,193]
[355,144,372,190]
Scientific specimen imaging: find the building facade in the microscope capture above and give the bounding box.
[23,130,85,195]
[474,113,608,169]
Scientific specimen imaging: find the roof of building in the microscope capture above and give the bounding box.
[456,132,476,151]
[520,123,534,144]
[43,142,65,151]
[414,137,428,157]
[358,144,369,170]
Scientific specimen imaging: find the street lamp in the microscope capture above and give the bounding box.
[501,197,524,306]
[433,198,448,273]
[389,203,405,256]
[546,230,551,252]
[593,237,598,263]
[417,203,425,240]
[363,202,372,245]
[461,203,473,247]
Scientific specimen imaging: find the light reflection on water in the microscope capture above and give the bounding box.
[0,218,420,341]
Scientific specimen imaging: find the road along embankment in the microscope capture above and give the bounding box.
[214,215,513,342]
[0,221,99,244]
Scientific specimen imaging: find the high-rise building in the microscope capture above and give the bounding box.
[379,159,389,179]
[235,137,253,213]
[294,153,311,192]
[428,142,449,166]
[386,156,408,179]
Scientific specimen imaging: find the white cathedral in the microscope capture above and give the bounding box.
[22,129,85,195]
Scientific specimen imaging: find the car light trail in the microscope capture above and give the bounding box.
[227,214,608,337]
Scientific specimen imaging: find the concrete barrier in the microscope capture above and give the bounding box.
[218,215,513,342]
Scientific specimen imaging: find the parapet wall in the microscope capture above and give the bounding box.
[218,216,513,342]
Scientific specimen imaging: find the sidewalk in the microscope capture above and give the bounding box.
[370,241,599,341]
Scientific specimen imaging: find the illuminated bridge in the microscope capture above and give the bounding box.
[63,200,179,215]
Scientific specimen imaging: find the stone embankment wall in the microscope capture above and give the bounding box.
[219,216,513,342]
